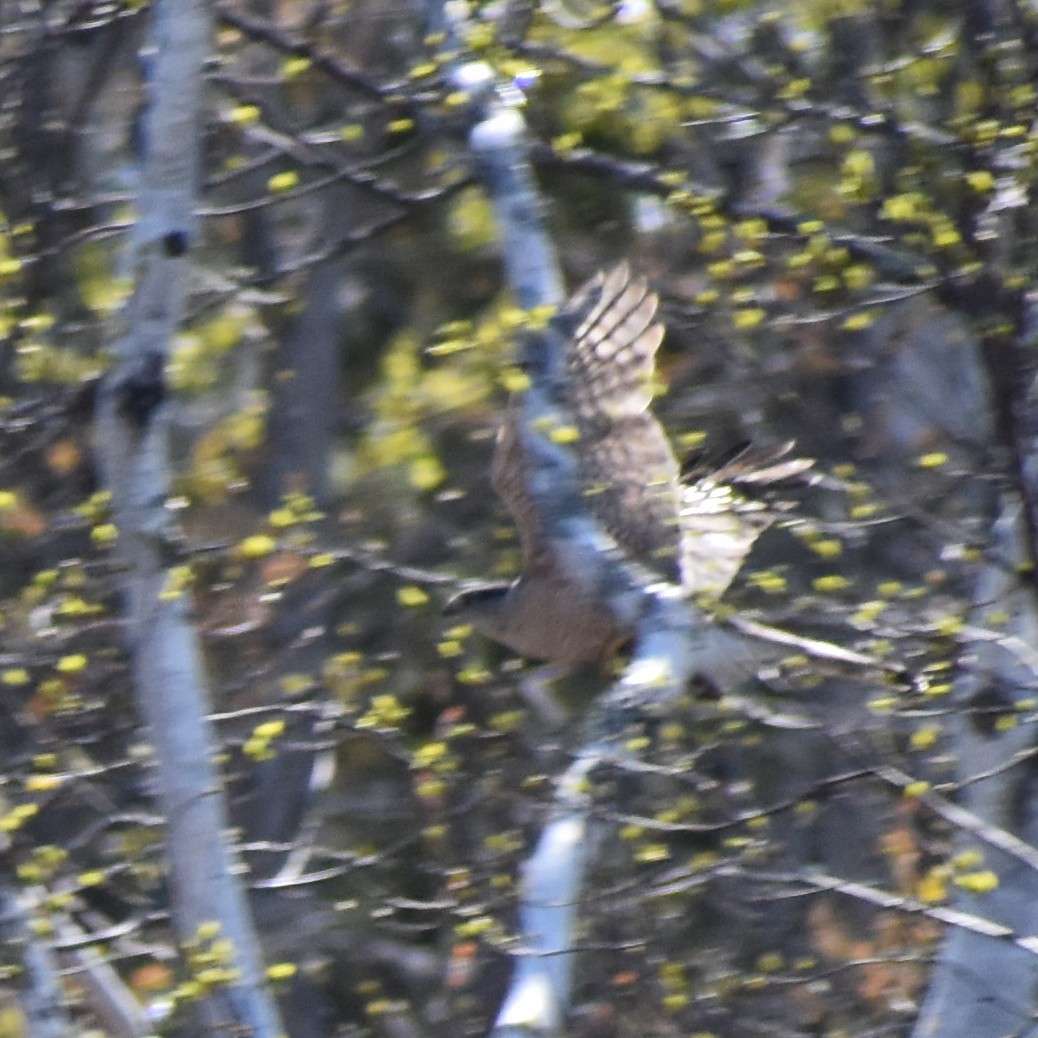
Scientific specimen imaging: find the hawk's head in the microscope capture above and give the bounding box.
[443,581,514,624]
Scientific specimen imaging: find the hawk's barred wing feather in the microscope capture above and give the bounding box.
[563,263,663,424]
[679,442,815,595]
[682,441,814,488]
[555,264,685,582]
[490,406,556,577]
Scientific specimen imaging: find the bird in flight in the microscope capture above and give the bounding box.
[445,264,811,666]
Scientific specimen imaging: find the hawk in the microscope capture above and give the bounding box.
[445,264,810,665]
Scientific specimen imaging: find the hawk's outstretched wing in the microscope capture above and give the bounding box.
[490,263,674,581]
[556,264,687,582]
[490,402,556,577]
[492,264,806,596]
[678,443,812,596]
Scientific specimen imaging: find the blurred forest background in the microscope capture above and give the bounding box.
[3,0,1038,1036]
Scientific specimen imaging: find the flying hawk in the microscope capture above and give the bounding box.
[445,264,810,665]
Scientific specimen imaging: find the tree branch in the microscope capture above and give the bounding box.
[454,53,749,1038]
[94,3,283,1034]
